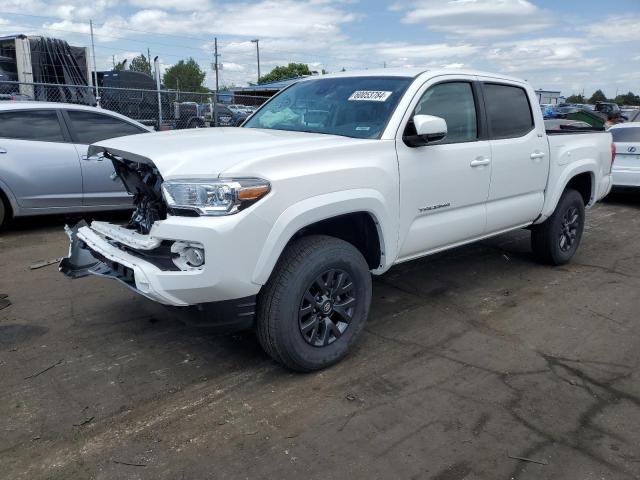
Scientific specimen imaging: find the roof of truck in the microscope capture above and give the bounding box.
[301,68,527,84]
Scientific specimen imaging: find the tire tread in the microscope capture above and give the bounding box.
[256,235,369,371]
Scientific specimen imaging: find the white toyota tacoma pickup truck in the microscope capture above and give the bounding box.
[61,69,613,371]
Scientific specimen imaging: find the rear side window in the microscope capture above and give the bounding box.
[0,109,65,142]
[610,127,640,143]
[414,82,478,143]
[66,110,145,144]
[483,83,534,139]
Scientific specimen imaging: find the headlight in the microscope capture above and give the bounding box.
[161,178,270,216]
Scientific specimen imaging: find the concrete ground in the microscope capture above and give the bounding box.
[1,192,639,480]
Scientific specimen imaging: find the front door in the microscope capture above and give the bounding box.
[396,78,492,261]
[0,109,83,208]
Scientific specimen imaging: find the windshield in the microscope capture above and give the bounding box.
[244,76,412,139]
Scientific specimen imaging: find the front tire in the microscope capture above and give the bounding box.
[0,195,9,231]
[531,188,585,265]
[256,235,372,372]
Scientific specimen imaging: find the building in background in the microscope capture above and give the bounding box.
[535,89,562,105]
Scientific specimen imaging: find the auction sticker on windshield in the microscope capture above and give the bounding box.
[348,91,392,102]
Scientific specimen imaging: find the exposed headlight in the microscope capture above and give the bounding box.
[161,178,270,216]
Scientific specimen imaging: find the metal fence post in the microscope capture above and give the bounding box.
[154,56,162,129]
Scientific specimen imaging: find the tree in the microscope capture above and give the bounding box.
[163,58,207,92]
[129,54,152,76]
[565,94,586,104]
[258,63,312,84]
[114,59,127,71]
[589,89,608,104]
[614,91,640,106]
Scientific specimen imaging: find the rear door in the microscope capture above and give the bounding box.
[62,109,147,206]
[0,108,83,208]
[478,80,550,233]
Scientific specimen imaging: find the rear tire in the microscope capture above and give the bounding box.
[531,188,585,265]
[256,235,372,372]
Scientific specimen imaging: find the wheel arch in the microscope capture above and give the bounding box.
[537,162,596,223]
[0,179,18,220]
[251,189,394,285]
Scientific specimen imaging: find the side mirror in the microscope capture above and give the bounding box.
[403,114,447,147]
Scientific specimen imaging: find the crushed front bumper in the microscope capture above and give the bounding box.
[59,217,263,306]
[59,220,186,305]
[59,220,259,331]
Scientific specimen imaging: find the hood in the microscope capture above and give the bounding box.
[90,127,362,179]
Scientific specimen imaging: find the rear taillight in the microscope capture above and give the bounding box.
[610,142,615,173]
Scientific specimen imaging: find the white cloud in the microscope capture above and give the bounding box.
[376,42,479,61]
[41,17,127,42]
[485,38,599,73]
[125,0,355,38]
[128,0,213,12]
[400,0,552,38]
[584,14,640,43]
[2,0,118,21]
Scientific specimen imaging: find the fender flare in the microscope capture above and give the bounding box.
[537,160,597,222]
[251,189,395,285]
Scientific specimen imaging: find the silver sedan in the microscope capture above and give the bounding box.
[0,102,151,228]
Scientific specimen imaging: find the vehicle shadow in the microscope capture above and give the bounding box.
[602,188,640,208]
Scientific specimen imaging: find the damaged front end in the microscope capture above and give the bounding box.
[109,151,167,235]
[59,149,205,304]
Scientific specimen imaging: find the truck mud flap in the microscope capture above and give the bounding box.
[59,220,102,278]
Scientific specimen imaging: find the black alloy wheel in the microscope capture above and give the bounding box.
[256,235,372,371]
[558,206,580,252]
[531,188,585,266]
[298,269,356,347]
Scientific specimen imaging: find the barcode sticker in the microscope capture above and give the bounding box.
[348,91,392,102]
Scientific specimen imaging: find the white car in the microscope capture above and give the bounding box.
[61,69,613,371]
[0,102,151,229]
[609,122,640,188]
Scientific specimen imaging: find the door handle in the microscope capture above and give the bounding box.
[0,147,7,154]
[530,151,546,160]
[81,154,104,161]
[470,156,491,167]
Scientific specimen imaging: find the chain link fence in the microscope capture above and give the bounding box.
[0,80,272,130]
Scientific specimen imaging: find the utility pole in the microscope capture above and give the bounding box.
[251,39,260,83]
[112,55,115,68]
[214,37,220,127]
[147,47,151,76]
[89,20,100,106]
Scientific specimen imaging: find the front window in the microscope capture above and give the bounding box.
[413,82,478,143]
[244,76,412,139]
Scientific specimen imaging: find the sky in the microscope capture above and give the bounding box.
[0,0,638,97]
